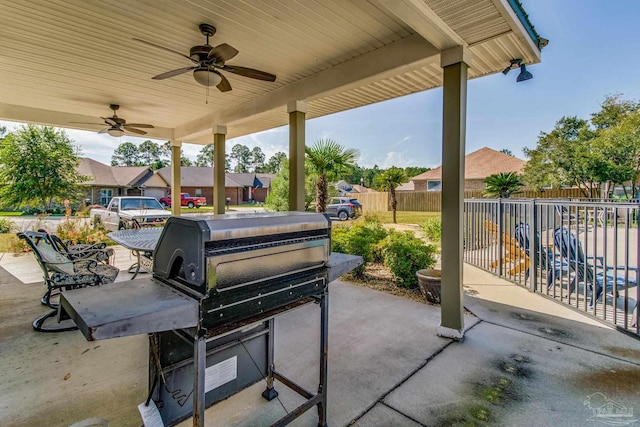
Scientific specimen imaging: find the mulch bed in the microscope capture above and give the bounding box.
[342,263,430,305]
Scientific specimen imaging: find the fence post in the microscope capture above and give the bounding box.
[498,199,503,277]
[530,199,537,292]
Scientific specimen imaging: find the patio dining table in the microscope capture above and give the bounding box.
[107,228,163,279]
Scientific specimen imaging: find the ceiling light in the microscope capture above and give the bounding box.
[516,64,533,82]
[193,68,222,87]
[107,128,125,137]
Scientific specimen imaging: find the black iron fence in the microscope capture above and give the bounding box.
[464,198,639,336]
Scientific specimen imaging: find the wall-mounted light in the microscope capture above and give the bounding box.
[503,58,533,82]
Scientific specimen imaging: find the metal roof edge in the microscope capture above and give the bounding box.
[507,0,547,49]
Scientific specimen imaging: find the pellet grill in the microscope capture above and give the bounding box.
[60,212,362,426]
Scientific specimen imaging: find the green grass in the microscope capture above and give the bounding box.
[0,212,24,216]
[0,234,17,252]
[361,211,440,225]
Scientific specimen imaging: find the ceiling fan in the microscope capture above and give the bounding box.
[70,104,154,137]
[133,23,276,92]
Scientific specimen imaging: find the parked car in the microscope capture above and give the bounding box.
[326,197,362,221]
[90,196,171,231]
[158,193,207,208]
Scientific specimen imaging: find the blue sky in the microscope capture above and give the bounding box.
[3,0,640,169]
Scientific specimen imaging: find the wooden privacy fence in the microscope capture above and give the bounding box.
[350,188,586,212]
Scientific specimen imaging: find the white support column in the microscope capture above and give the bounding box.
[288,101,307,212]
[438,46,471,340]
[213,126,227,215]
[170,140,182,217]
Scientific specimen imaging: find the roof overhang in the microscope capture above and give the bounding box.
[0,0,543,145]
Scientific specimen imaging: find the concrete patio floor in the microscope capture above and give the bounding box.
[1,247,640,427]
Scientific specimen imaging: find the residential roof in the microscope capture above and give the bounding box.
[155,167,272,188]
[349,185,378,194]
[396,182,416,191]
[78,158,150,187]
[410,147,527,181]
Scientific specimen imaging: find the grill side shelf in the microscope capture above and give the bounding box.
[58,278,199,341]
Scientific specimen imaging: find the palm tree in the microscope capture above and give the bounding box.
[376,166,407,223]
[484,172,523,198]
[305,139,359,213]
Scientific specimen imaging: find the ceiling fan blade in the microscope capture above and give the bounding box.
[152,66,196,80]
[221,65,276,82]
[132,38,197,64]
[126,123,154,128]
[216,72,232,92]
[98,128,109,134]
[208,43,239,63]
[124,126,147,135]
[69,121,103,125]
[101,117,117,126]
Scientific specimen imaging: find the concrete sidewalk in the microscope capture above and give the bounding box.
[1,249,639,427]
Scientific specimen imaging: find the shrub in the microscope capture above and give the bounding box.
[55,218,110,246]
[0,218,17,234]
[421,217,442,245]
[330,219,388,279]
[376,231,437,287]
[10,237,29,254]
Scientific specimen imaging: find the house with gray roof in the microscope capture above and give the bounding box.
[154,167,275,205]
[78,158,153,206]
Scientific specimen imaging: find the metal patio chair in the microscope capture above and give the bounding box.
[553,227,638,307]
[36,229,114,264]
[514,223,568,288]
[18,231,119,332]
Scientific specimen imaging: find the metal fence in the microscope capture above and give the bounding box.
[464,198,639,336]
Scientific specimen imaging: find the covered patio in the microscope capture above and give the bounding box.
[0,1,547,425]
[0,0,544,341]
[3,248,640,426]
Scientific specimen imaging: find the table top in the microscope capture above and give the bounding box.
[108,227,163,252]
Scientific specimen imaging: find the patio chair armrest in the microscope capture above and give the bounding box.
[602,265,638,272]
[587,255,605,266]
[67,247,113,261]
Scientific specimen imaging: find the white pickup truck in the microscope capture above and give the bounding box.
[90,196,171,231]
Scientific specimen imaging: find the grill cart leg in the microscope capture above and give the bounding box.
[193,331,207,427]
[317,291,329,427]
[262,318,279,401]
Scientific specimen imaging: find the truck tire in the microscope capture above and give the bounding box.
[338,210,349,221]
[118,222,126,230]
[187,202,195,208]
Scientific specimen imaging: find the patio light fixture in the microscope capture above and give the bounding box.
[502,58,533,82]
[193,68,222,87]
[107,128,125,137]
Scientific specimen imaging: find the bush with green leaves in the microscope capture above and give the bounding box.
[376,231,437,287]
[330,218,388,278]
[420,217,442,245]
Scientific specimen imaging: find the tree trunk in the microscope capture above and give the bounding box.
[390,189,397,224]
[316,174,328,213]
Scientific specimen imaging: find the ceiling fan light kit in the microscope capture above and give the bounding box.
[107,128,125,137]
[69,104,154,137]
[193,68,222,87]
